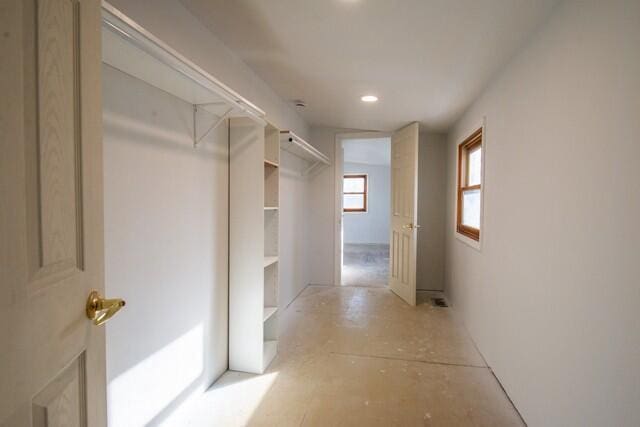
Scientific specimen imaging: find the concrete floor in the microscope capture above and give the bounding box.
[163,286,523,426]
[342,243,390,287]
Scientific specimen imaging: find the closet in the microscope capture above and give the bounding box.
[102,2,330,383]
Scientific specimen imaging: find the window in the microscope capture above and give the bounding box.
[457,128,482,241]
[343,174,367,212]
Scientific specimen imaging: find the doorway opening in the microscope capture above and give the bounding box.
[339,136,391,287]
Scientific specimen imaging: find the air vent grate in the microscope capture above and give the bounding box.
[432,297,448,308]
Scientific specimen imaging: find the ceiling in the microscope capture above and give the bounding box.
[181,0,558,132]
[344,137,390,165]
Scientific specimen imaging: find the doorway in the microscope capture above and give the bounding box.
[337,135,391,287]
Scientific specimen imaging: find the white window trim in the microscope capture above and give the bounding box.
[454,117,486,251]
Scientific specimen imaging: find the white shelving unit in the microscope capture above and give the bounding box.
[263,123,280,371]
[263,256,279,268]
[230,120,280,374]
[280,131,331,175]
[263,306,278,322]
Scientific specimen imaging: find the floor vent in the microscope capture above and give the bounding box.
[432,297,448,308]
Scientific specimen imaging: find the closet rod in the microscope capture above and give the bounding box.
[102,2,266,124]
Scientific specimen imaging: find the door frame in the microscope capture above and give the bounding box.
[333,131,392,286]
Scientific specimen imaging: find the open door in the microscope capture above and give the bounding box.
[1,1,113,425]
[389,123,420,305]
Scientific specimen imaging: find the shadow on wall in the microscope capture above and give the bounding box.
[103,65,229,426]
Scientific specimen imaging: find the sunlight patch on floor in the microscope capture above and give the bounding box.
[108,324,204,427]
[160,371,279,427]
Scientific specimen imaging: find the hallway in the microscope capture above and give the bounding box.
[164,286,523,426]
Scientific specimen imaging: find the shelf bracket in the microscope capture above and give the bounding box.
[193,105,234,147]
[303,161,320,176]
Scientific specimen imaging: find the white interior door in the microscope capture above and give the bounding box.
[1,0,110,425]
[389,123,420,305]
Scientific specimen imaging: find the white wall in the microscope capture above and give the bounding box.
[279,151,311,308]
[343,162,390,245]
[444,1,640,425]
[308,127,357,285]
[416,133,447,290]
[103,66,229,426]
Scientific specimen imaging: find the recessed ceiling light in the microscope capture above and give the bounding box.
[361,95,378,103]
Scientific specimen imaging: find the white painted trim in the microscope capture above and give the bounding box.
[455,231,482,250]
[334,131,391,286]
[285,283,311,308]
[334,135,344,287]
[338,131,393,139]
[454,117,486,252]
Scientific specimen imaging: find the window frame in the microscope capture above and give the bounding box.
[343,174,368,213]
[456,128,483,241]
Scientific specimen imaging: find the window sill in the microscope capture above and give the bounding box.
[455,231,482,251]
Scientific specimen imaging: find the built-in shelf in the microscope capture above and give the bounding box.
[263,306,278,322]
[263,340,278,370]
[280,131,330,175]
[263,123,280,372]
[263,256,278,268]
[101,2,265,148]
[230,118,279,375]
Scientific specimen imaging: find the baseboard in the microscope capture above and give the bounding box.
[285,283,313,308]
[444,295,527,426]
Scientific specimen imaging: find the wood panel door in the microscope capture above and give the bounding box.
[389,123,419,306]
[0,0,107,425]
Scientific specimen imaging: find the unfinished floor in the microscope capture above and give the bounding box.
[163,286,523,426]
[342,243,390,287]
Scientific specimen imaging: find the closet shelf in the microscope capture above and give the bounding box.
[264,159,279,168]
[263,307,278,322]
[280,131,330,175]
[263,340,278,370]
[102,2,266,147]
[263,256,278,268]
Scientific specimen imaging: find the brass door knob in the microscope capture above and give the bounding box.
[86,291,126,326]
[402,223,421,230]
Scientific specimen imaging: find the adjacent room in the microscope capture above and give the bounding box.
[340,136,391,287]
[2,1,639,427]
